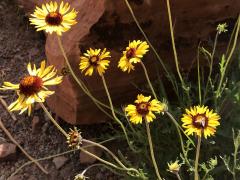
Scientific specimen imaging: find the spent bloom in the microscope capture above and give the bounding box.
[30,1,78,36]
[181,105,220,138]
[66,127,82,149]
[167,160,181,174]
[118,40,149,73]
[0,61,62,115]
[125,94,164,124]
[79,48,111,76]
[74,174,88,180]
[217,23,228,34]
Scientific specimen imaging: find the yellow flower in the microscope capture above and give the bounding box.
[167,160,180,173]
[125,94,164,124]
[29,1,78,36]
[118,40,149,73]
[79,48,111,76]
[181,105,220,138]
[0,61,63,115]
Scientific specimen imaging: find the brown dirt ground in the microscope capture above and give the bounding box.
[0,1,120,179]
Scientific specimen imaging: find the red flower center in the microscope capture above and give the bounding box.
[89,56,99,66]
[19,76,43,96]
[69,131,81,146]
[193,114,208,129]
[126,48,136,59]
[136,102,150,115]
[45,12,63,26]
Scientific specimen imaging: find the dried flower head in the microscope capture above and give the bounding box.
[181,105,220,138]
[67,127,82,149]
[217,23,228,34]
[0,61,62,115]
[118,40,149,73]
[79,48,111,76]
[125,94,165,124]
[30,1,78,36]
[74,174,88,180]
[167,160,181,174]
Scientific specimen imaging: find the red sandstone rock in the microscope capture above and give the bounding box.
[31,116,42,133]
[0,143,17,161]
[52,156,69,169]
[17,0,240,124]
[80,140,103,164]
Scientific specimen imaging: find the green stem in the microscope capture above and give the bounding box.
[166,0,188,94]
[79,147,128,171]
[202,170,210,180]
[226,19,238,56]
[197,45,202,105]
[124,0,179,95]
[140,61,157,99]
[101,75,137,152]
[165,112,195,148]
[165,112,193,168]
[194,136,202,180]
[176,173,182,180]
[83,139,130,170]
[216,16,240,98]
[39,102,68,138]
[56,36,123,117]
[232,131,239,180]
[145,120,162,180]
[203,32,219,102]
[81,163,126,177]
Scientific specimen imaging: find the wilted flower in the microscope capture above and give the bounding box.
[118,40,149,73]
[217,23,228,34]
[167,160,181,174]
[125,94,165,124]
[79,48,111,76]
[74,174,88,180]
[30,1,78,36]
[181,105,220,138]
[67,127,82,149]
[0,61,62,115]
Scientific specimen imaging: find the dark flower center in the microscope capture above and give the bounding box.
[126,48,136,59]
[45,12,63,26]
[19,76,43,96]
[193,114,208,129]
[89,56,99,66]
[136,102,150,115]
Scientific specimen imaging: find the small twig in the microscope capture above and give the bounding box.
[0,96,17,121]
[0,118,48,175]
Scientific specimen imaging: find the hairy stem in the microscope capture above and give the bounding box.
[101,75,137,152]
[166,0,188,95]
[194,136,202,180]
[145,120,162,180]
[83,139,129,170]
[165,112,195,148]
[140,61,157,99]
[197,45,202,105]
[39,102,68,137]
